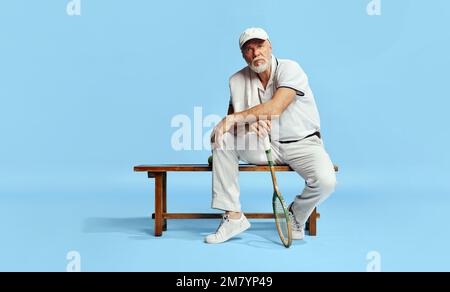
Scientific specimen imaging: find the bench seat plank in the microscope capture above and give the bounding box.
[134,164,338,172]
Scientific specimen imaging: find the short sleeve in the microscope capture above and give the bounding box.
[276,60,308,97]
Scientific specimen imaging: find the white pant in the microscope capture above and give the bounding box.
[211,132,337,227]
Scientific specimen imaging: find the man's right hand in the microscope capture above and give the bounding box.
[210,115,237,148]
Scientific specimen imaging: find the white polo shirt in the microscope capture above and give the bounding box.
[229,55,321,142]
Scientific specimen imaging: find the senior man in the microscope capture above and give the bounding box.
[206,28,336,244]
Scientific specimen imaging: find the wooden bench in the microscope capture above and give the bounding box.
[134,164,339,237]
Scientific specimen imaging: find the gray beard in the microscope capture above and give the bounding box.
[249,58,271,74]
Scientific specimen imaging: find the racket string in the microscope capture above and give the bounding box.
[274,198,290,240]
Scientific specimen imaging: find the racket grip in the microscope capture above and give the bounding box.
[262,136,271,151]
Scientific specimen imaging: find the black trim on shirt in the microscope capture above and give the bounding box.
[277,86,305,97]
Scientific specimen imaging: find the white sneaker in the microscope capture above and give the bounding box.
[288,203,305,240]
[205,214,251,244]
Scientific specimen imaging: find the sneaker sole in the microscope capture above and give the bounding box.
[205,221,251,244]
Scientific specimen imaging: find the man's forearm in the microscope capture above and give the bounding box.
[231,101,280,124]
[227,87,296,127]
[212,101,278,141]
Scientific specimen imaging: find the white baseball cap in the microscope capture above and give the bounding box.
[239,27,270,50]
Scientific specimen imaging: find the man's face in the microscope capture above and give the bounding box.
[241,39,272,74]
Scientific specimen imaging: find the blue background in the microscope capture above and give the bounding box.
[1,0,449,271]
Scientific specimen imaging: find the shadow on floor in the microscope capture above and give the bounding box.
[83,217,307,248]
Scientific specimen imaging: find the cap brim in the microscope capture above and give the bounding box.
[240,38,268,49]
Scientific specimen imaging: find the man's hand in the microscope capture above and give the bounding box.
[211,114,236,148]
[249,120,272,138]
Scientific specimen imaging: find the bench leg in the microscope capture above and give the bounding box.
[149,172,164,236]
[309,208,320,236]
[162,172,167,231]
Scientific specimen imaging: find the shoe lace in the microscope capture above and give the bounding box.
[289,211,302,231]
[215,214,230,235]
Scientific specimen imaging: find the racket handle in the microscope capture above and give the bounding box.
[263,136,271,151]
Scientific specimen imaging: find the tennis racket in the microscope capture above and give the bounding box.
[263,137,292,248]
